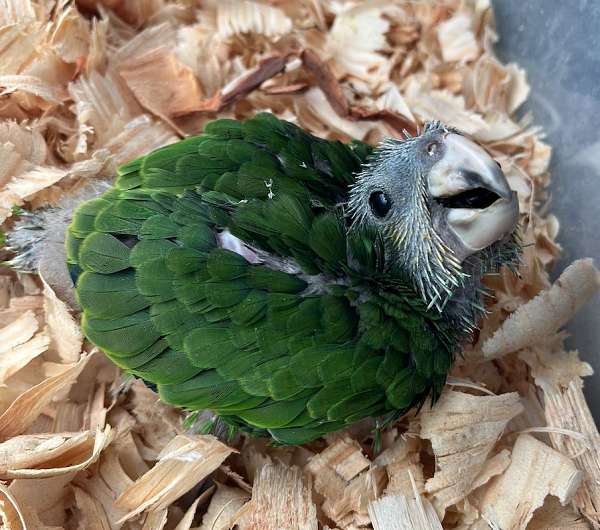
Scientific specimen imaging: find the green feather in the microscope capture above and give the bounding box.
[82,310,160,357]
[237,395,309,429]
[184,326,238,369]
[130,348,203,385]
[76,270,149,319]
[207,249,248,280]
[78,233,131,274]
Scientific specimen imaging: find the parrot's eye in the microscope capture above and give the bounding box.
[369,191,392,218]
[426,141,440,156]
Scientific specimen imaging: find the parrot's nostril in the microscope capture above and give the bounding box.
[436,187,501,209]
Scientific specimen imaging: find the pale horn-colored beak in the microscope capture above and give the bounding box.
[428,133,519,260]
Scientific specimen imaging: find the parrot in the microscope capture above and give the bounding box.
[8,113,521,445]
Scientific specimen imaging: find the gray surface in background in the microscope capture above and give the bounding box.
[492,0,600,417]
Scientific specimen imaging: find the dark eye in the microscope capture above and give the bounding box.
[369,191,392,218]
[427,141,440,156]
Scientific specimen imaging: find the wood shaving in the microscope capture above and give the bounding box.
[0,0,597,528]
[369,493,443,530]
[119,48,204,122]
[42,278,83,363]
[419,390,524,517]
[199,483,249,530]
[483,259,600,359]
[216,0,292,40]
[478,434,583,529]
[437,13,480,64]
[239,462,317,530]
[0,310,48,383]
[115,434,235,522]
[0,426,112,479]
[528,495,590,530]
[0,353,91,440]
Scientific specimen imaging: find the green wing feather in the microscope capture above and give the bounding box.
[67,113,454,444]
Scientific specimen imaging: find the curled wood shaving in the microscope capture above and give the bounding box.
[301,49,416,138]
[72,445,135,527]
[368,493,443,530]
[126,380,183,460]
[78,0,166,27]
[174,494,202,530]
[42,279,82,363]
[0,75,68,105]
[115,434,235,522]
[8,473,75,529]
[0,353,92,441]
[437,12,480,63]
[520,346,593,391]
[0,426,112,479]
[306,437,369,483]
[141,508,168,530]
[72,485,112,530]
[419,390,524,517]
[0,481,27,530]
[199,483,249,530]
[0,166,67,222]
[326,3,395,89]
[479,434,583,529]
[119,48,205,121]
[0,310,48,383]
[304,436,381,527]
[374,436,424,496]
[542,377,600,527]
[404,84,488,136]
[483,259,600,358]
[528,495,590,530]
[297,88,377,141]
[216,0,292,40]
[238,462,317,530]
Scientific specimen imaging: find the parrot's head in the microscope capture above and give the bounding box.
[349,121,520,313]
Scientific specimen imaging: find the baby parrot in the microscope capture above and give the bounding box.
[16,113,522,444]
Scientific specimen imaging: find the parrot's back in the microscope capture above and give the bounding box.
[67,113,453,444]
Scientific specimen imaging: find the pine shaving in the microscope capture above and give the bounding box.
[528,495,590,530]
[0,353,91,440]
[72,485,112,530]
[0,310,48,383]
[199,483,249,530]
[119,48,205,121]
[174,494,202,530]
[0,482,27,530]
[483,259,600,358]
[369,494,443,530]
[419,390,524,517]
[478,434,583,529]
[238,462,317,530]
[437,13,480,63]
[0,427,112,479]
[42,279,82,363]
[374,436,424,496]
[216,0,292,39]
[115,434,235,522]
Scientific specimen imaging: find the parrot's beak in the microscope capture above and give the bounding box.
[427,133,519,260]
